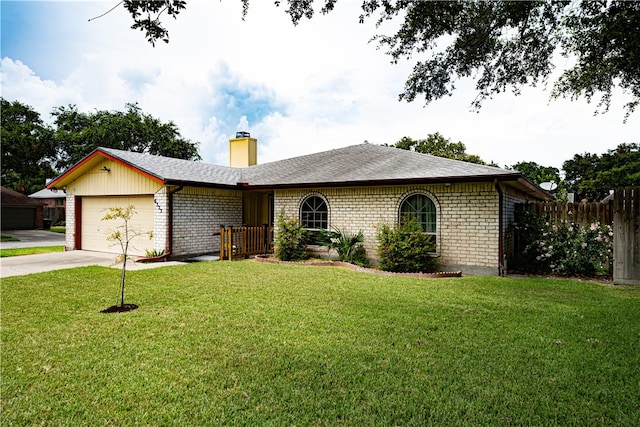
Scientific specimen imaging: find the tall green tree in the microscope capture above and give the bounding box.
[0,98,56,194]
[563,143,640,201]
[510,161,562,186]
[510,161,567,200]
[52,103,201,170]
[119,1,639,119]
[391,133,488,165]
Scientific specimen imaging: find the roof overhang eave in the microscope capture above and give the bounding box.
[240,173,524,191]
[514,177,554,200]
[162,179,243,190]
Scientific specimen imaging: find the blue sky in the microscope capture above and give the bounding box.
[1,1,638,169]
[1,2,101,80]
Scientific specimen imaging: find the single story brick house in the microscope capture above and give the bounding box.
[29,187,67,227]
[47,135,551,275]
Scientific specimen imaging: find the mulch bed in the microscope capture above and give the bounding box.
[100,304,139,314]
[254,255,462,278]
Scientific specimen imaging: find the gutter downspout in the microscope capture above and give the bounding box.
[494,179,505,276]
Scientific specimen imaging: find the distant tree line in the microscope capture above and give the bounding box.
[389,133,639,202]
[1,98,200,194]
[1,97,636,201]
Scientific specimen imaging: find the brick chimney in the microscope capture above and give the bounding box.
[229,132,257,167]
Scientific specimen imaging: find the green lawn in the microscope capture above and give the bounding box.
[2,261,639,425]
[0,246,65,257]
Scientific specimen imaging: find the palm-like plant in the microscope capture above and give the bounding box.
[318,227,367,265]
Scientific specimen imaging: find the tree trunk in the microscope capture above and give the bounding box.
[119,240,129,307]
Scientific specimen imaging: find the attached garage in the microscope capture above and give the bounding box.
[47,147,246,258]
[45,149,167,255]
[80,195,154,255]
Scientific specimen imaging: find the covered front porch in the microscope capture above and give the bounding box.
[218,190,275,260]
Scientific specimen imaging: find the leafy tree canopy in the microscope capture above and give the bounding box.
[510,161,561,186]
[562,143,640,201]
[121,0,186,46]
[0,98,56,194]
[1,99,201,193]
[390,133,488,165]
[120,1,640,119]
[509,161,567,201]
[52,102,201,170]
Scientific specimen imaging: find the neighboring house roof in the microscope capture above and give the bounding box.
[1,186,44,206]
[29,188,66,199]
[47,144,551,200]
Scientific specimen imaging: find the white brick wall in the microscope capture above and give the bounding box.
[275,183,503,274]
[171,187,243,256]
[63,181,539,272]
[153,188,169,253]
[65,194,75,250]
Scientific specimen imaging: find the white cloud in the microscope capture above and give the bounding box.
[0,58,80,121]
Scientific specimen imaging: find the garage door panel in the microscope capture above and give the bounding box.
[81,196,154,256]
[1,207,36,230]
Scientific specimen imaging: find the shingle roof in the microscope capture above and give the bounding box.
[2,186,44,206]
[50,143,541,196]
[98,148,242,187]
[243,143,518,187]
[29,188,66,199]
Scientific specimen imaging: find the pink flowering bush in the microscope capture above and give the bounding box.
[515,210,613,277]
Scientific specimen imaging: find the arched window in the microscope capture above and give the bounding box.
[400,193,437,240]
[300,195,328,243]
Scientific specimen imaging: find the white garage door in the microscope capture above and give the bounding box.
[81,196,154,256]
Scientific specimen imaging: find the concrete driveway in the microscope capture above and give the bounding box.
[1,230,187,278]
[1,250,189,278]
[1,229,65,248]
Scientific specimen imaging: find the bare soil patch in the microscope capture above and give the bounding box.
[100,304,139,314]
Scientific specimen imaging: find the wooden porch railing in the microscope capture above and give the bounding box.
[219,225,274,260]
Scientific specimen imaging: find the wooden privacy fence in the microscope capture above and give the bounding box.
[614,187,639,285]
[516,200,613,226]
[219,225,274,261]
